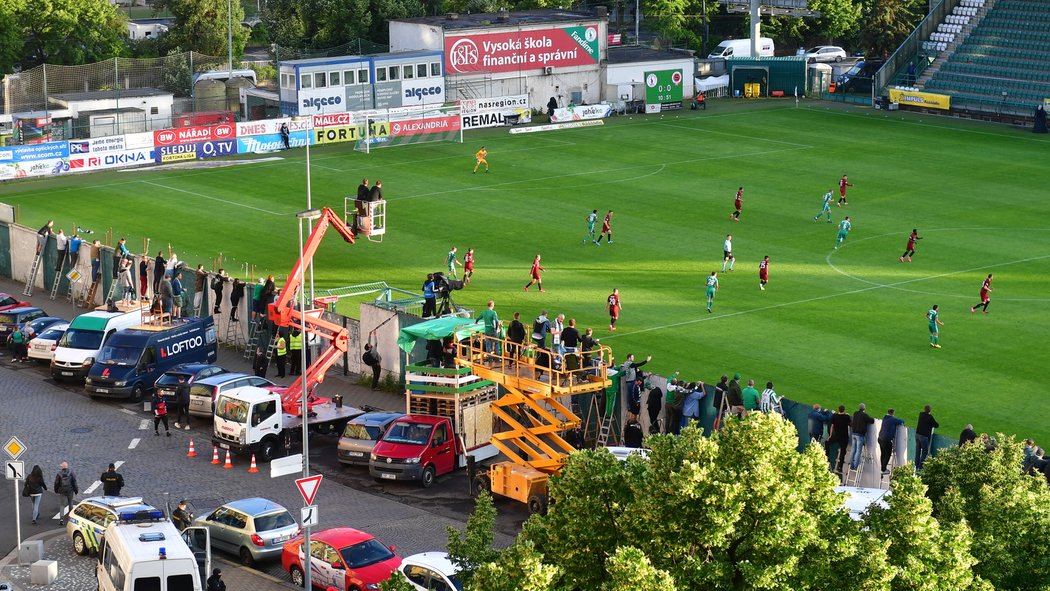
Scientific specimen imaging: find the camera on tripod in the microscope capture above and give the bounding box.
[433,271,465,315]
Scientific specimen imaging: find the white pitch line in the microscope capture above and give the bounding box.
[128,438,141,449]
[656,121,815,148]
[142,180,289,215]
[138,419,150,430]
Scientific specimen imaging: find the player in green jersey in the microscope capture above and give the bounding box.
[927,304,944,348]
[446,247,461,279]
[583,209,599,244]
[705,271,719,313]
[813,190,834,223]
[834,216,851,249]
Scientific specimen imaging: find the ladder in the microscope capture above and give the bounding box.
[264,332,281,363]
[105,274,120,302]
[595,410,621,447]
[224,317,247,350]
[23,254,43,296]
[244,318,267,359]
[83,277,101,309]
[843,443,875,487]
[49,271,63,300]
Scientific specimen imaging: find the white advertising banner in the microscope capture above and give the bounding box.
[460,95,529,113]
[550,103,613,122]
[124,132,156,150]
[299,87,348,115]
[400,78,446,106]
[69,148,156,171]
[68,135,125,155]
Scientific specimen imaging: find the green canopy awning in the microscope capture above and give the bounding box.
[397,316,484,353]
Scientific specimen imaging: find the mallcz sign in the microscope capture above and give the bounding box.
[445,26,600,74]
[154,124,235,146]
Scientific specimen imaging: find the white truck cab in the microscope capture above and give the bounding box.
[96,507,211,591]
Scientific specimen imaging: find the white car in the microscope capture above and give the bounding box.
[26,321,69,362]
[399,552,462,591]
[805,46,847,62]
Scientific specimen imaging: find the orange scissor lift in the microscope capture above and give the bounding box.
[455,333,612,514]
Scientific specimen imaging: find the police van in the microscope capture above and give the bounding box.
[85,317,217,402]
[51,305,148,383]
[97,506,211,591]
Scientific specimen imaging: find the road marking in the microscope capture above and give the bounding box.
[139,419,150,430]
[128,438,140,449]
[83,480,101,495]
[119,408,137,416]
[142,180,289,215]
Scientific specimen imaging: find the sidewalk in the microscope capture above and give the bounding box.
[0,529,296,591]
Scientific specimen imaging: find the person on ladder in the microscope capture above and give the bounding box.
[362,332,382,390]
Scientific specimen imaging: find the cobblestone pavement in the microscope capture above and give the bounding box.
[0,276,522,586]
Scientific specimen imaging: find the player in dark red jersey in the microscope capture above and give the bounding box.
[900,229,922,262]
[971,274,993,314]
[730,187,744,221]
[463,248,475,280]
[759,256,769,290]
[524,254,545,293]
[607,288,621,331]
[596,210,614,244]
[838,175,853,206]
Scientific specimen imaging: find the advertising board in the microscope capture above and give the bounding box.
[0,142,70,180]
[69,148,155,171]
[549,103,613,122]
[154,124,236,147]
[644,69,684,113]
[388,116,461,137]
[299,87,348,115]
[401,79,446,106]
[445,26,600,75]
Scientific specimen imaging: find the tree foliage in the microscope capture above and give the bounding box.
[921,437,1050,590]
[17,0,128,67]
[155,0,249,58]
[263,0,423,50]
[0,0,25,73]
[446,490,501,588]
[856,0,923,57]
[379,570,418,591]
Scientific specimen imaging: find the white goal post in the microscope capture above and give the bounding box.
[354,104,463,154]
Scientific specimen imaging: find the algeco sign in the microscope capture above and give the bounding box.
[445,26,600,74]
[299,88,349,115]
[401,79,446,106]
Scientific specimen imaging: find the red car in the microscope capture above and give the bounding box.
[282,527,401,591]
[0,294,31,312]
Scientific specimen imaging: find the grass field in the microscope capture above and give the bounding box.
[4,100,1050,442]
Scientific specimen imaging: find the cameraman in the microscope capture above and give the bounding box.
[422,274,437,318]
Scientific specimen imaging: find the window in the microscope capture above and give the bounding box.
[280,74,288,89]
[140,347,156,366]
[344,70,356,85]
[301,74,312,89]
[375,68,387,82]
[314,73,327,88]
[251,400,276,427]
[434,424,448,446]
[150,107,158,115]
[403,64,414,79]
[133,577,161,591]
[339,538,395,569]
[103,548,126,591]
[227,510,247,530]
[329,71,340,86]
[430,62,441,76]
[358,69,370,84]
[417,64,428,78]
[309,541,332,560]
[210,506,232,525]
[167,574,194,591]
[254,511,295,533]
[388,65,400,80]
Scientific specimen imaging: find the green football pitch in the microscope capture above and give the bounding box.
[4,100,1050,442]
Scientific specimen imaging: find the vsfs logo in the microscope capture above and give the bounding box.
[405,86,442,99]
[161,335,204,358]
[448,38,480,73]
[302,95,342,112]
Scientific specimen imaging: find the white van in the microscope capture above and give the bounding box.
[51,304,147,382]
[708,37,775,59]
[96,508,211,591]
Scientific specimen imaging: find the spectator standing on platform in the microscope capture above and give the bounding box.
[211,269,227,315]
[878,408,904,473]
[54,229,68,272]
[171,272,184,317]
[113,238,131,279]
[646,384,663,434]
[915,404,939,470]
[90,240,103,281]
[68,232,83,269]
[849,403,874,471]
[229,278,245,322]
[506,312,525,360]
[421,274,437,319]
[828,405,851,473]
[153,251,166,295]
[808,404,833,443]
[138,257,149,299]
[193,264,208,314]
[741,379,760,413]
[36,220,54,255]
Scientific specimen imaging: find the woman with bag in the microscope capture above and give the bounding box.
[24,465,47,524]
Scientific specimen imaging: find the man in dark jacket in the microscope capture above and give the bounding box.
[877,408,904,473]
[362,343,382,390]
[172,500,193,530]
[916,404,939,470]
[808,404,833,443]
[646,386,663,434]
[828,406,851,473]
[229,278,245,322]
[207,568,226,591]
[959,424,977,446]
[623,417,643,448]
[100,463,124,496]
[726,373,744,419]
[849,403,875,470]
[252,348,268,378]
[174,375,191,430]
[506,312,525,361]
[54,462,79,524]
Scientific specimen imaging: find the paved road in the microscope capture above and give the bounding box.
[0,276,524,580]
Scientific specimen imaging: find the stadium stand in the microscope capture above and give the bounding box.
[918,0,1050,114]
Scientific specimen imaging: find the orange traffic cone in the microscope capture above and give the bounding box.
[248,454,259,473]
[210,446,221,465]
[223,450,234,469]
[187,439,197,458]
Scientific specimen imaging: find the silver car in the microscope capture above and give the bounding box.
[193,497,299,566]
[338,411,405,466]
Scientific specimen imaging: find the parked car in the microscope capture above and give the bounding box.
[66,496,159,556]
[0,307,49,345]
[806,45,847,62]
[399,552,462,591]
[193,497,299,566]
[0,293,31,312]
[188,372,275,417]
[27,316,67,334]
[338,412,405,466]
[154,363,228,404]
[26,321,70,362]
[837,59,885,94]
[282,527,401,590]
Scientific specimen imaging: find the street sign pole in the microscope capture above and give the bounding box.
[5,438,28,563]
[13,478,21,560]
[296,210,321,591]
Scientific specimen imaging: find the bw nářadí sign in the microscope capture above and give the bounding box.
[445,26,600,74]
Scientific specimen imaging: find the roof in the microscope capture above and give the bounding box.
[106,520,195,562]
[393,9,602,32]
[81,496,152,513]
[118,317,206,337]
[1,306,45,315]
[400,414,448,425]
[223,497,289,517]
[606,45,695,65]
[397,317,483,352]
[402,552,458,577]
[50,88,173,103]
[196,372,254,385]
[313,527,376,548]
[165,363,221,375]
[70,311,129,331]
[280,50,440,67]
[351,412,405,427]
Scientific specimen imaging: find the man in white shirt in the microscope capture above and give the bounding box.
[721,234,735,272]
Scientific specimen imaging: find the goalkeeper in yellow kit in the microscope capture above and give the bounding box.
[473,146,489,173]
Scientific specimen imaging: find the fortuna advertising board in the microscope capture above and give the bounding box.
[153,124,236,147]
[445,26,600,74]
[549,103,613,122]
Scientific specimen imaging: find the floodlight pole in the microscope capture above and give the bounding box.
[296,208,321,591]
[227,0,233,78]
[635,0,640,43]
[750,0,762,59]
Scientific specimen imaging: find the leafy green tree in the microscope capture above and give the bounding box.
[311,0,372,49]
[856,0,922,57]
[0,0,24,73]
[18,0,128,67]
[519,414,894,591]
[921,437,1050,590]
[471,540,559,591]
[603,546,676,591]
[260,0,309,50]
[155,0,249,58]
[161,48,192,96]
[810,0,862,42]
[864,470,989,591]
[446,491,500,588]
[380,570,418,591]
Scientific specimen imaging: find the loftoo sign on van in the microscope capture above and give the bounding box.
[444,26,600,74]
[160,335,205,357]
